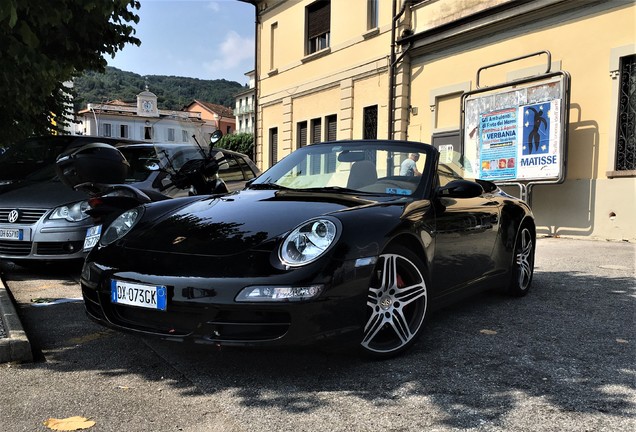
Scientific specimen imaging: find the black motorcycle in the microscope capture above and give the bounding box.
[55,131,228,251]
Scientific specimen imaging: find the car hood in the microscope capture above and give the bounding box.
[0,179,87,208]
[123,189,407,256]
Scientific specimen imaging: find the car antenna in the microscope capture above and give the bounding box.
[191,134,208,159]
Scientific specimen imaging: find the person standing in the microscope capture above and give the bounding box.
[400,153,421,176]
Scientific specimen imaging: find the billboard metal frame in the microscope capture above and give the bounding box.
[460,51,571,205]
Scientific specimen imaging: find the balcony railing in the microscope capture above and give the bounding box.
[234,105,255,116]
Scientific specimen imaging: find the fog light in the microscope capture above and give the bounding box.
[235,285,323,302]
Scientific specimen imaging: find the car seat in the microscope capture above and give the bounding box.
[347,160,377,189]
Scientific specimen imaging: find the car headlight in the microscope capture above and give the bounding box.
[49,201,90,222]
[279,218,338,267]
[99,207,144,246]
[236,285,324,302]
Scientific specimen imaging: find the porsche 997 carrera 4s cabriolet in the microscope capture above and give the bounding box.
[78,140,536,358]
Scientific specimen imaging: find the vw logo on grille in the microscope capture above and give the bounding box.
[7,209,20,223]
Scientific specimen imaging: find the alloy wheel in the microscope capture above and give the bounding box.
[507,226,535,297]
[362,250,427,356]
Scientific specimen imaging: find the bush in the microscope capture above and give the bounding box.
[215,133,254,160]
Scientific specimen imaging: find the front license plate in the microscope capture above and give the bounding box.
[0,228,23,241]
[111,280,167,311]
[83,225,102,251]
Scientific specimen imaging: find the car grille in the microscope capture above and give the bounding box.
[0,240,33,256]
[0,208,47,224]
[205,310,291,341]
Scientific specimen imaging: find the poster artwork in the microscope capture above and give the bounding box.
[478,108,518,180]
[517,100,561,179]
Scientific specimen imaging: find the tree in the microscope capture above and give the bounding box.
[0,0,141,145]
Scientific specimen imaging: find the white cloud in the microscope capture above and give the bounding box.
[204,30,254,76]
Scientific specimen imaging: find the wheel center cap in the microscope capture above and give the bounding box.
[380,296,392,310]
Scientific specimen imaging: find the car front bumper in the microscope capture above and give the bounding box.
[80,254,376,348]
[0,217,93,261]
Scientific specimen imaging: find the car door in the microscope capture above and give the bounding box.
[431,165,501,297]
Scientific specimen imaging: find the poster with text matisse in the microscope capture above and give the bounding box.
[516,100,562,179]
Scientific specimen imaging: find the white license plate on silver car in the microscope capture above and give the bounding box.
[84,225,102,251]
[0,228,23,240]
[110,280,167,311]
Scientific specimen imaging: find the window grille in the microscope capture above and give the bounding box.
[616,54,636,171]
[363,105,378,139]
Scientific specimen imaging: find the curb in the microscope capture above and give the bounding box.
[0,270,33,363]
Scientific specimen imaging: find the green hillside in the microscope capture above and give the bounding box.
[73,66,245,112]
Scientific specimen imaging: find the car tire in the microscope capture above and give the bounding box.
[507,225,535,297]
[360,244,428,359]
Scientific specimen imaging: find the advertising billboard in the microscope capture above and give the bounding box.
[463,75,568,183]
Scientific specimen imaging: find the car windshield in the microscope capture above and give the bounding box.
[118,144,206,182]
[251,141,434,197]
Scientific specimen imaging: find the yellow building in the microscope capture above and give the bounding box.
[243,0,635,242]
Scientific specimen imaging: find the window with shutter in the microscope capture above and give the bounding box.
[310,118,322,174]
[295,121,308,176]
[367,0,378,30]
[269,127,278,166]
[325,115,337,173]
[297,121,308,148]
[306,0,330,54]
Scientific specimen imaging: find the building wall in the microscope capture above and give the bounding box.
[256,0,393,167]
[406,1,635,241]
[253,0,636,241]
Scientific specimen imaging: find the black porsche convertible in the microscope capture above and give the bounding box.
[80,140,535,358]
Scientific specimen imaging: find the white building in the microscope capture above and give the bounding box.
[234,70,256,134]
[77,89,207,143]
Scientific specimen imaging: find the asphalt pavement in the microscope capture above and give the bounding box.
[0,237,634,432]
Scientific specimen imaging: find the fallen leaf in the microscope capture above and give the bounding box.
[616,339,629,344]
[43,416,95,431]
[116,385,132,390]
[480,329,498,335]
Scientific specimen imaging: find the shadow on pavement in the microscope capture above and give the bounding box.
[9,266,635,429]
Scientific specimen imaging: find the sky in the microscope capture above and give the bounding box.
[107,0,256,85]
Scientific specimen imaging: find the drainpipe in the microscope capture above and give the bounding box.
[388,0,411,140]
[253,7,259,164]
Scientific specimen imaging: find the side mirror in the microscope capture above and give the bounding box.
[210,130,223,145]
[143,160,161,171]
[438,179,484,199]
